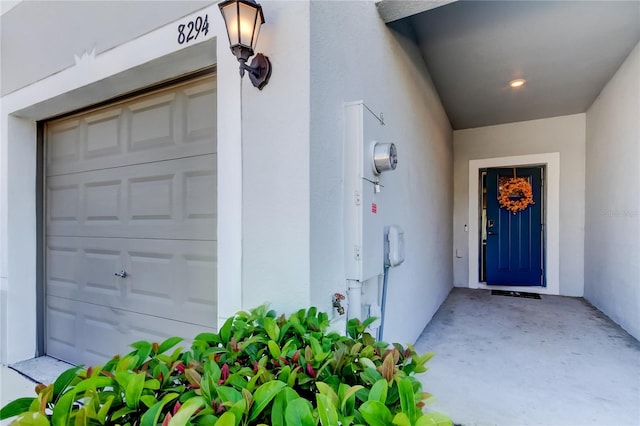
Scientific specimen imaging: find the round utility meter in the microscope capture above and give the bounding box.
[372,142,398,175]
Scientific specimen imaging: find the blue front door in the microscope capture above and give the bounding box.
[485,167,543,286]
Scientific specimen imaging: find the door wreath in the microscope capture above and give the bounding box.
[498,177,534,214]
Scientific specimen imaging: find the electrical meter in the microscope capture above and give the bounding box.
[371,142,398,175]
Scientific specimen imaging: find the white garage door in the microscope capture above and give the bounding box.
[45,75,217,366]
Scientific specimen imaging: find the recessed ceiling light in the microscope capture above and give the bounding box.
[509,79,526,89]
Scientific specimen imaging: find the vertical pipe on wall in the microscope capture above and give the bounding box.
[347,280,362,321]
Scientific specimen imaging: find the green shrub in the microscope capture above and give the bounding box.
[1,305,451,426]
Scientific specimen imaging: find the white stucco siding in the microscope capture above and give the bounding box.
[584,43,640,340]
[310,1,453,345]
[0,116,38,364]
[0,1,211,96]
[453,114,586,297]
[240,0,312,312]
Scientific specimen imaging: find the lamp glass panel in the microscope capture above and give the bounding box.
[220,2,239,46]
[251,18,262,51]
[238,1,259,48]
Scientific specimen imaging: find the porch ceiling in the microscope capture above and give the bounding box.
[379,0,640,130]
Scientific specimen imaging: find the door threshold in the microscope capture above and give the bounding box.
[491,289,541,299]
[474,282,556,295]
[9,356,75,385]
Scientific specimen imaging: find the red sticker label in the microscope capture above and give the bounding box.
[372,203,377,213]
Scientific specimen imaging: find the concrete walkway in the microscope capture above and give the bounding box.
[0,366,36,426]
[414,288,640,426]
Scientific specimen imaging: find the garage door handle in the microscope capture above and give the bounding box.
[115,270,128,278]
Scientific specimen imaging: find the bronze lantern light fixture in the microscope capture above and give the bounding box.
[219,0,272,90]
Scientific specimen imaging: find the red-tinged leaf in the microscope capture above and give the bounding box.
[378,353,396,382]
[185,368,202,389]
[168,397,205,426]
[173,401,181,415]
[162,412,172,426]
[38,385,54,415]
[306,364,316,378]
[220,364,229,382]
[140,394,178,426]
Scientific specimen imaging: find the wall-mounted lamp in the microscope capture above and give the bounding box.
[219,0,272,90]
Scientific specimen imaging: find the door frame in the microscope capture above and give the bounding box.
[468,153,560,295]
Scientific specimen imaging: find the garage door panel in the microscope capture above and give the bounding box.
[48,119,81,165]
[129,174,174,220]
[184,171,216,220]
[47,296,214,367]
[129,93,176,151]
[47,155,216,240]
[128,251,174,302]
[184,255,217,306]
[185,81,217,143]
[85,108,123,159]
[47,79,217,177]
[47,245,82,292]
[85,180,121,221]
[84,248,123,296]
[49,184,80,222]
[46,236,217,327]
[48,240,123,302]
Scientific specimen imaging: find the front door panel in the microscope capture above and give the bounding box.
[486,167,543,286]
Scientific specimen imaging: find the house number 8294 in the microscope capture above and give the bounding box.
[177,14,210,45]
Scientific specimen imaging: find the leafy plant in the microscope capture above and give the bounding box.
[1,305,452,426]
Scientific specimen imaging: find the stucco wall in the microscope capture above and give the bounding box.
[240,0,311,312]
[453,114,586,296]
[0,1,210,96]
[309,1,453,345]
[584,43,640,340]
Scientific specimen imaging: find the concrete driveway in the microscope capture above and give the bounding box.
[414,288,640,426]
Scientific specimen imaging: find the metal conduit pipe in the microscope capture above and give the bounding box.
[347,280,363,321]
